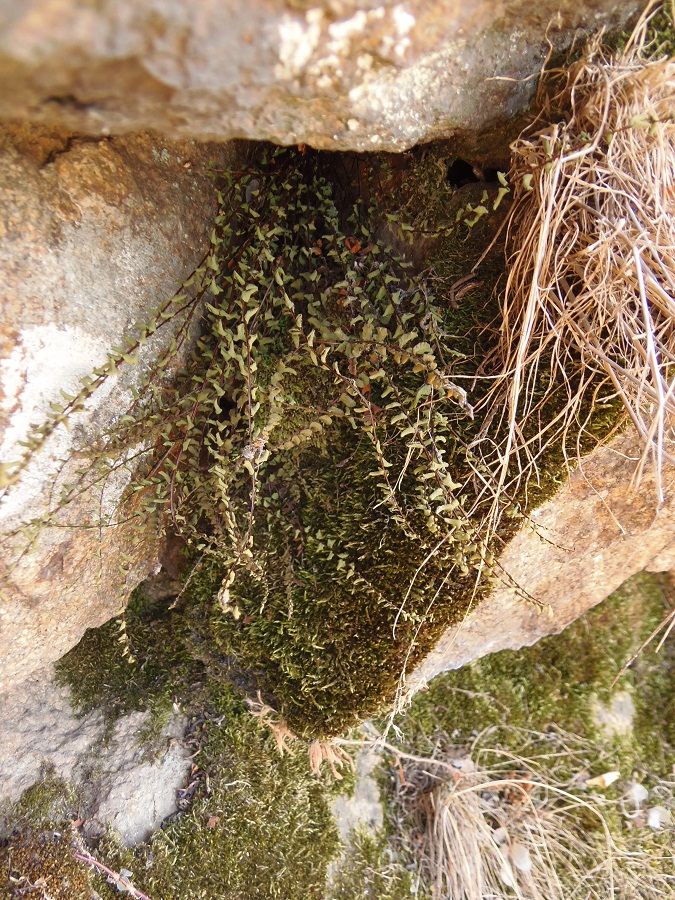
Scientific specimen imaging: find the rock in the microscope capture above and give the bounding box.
[591,691,636,739]
[328,745,385,886]
[332,749,383,842]
[85,711,190,846]
[0,1,641,154]
[0,677,104,804]
[0,674,192,846]
[407,430,675,692]
[0,123,231,692]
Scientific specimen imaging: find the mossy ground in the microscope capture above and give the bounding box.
[392,571,674,763]
[90,681,342,900]
[1,673,344,900]
[6,570,672,899]
[364,570,675,897]
[327,825,418,900]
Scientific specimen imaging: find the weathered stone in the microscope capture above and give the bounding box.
[0,123,231,691]
[327,745,385,885]
[85,711,190,846]
[407,430,675,692]
[0,1,641,155]
[332,748,383,842]
[0,674,191,846]
[591,691,636,739]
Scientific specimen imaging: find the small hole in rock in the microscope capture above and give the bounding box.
[447,159,501,187]
[446,158,479,187]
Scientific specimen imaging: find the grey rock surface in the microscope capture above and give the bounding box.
[328,745,386,886]
[0,673,191,846]
[0,0,641,154]
[87,711,190,846]
[0,675,105,802]
[0,124,232,691]
[332,749,383,842]
[407,429,675,693]
[591,690,636,739]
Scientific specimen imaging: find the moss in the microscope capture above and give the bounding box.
[394,570,675,775]
[187,146,619,739]
[56,142,624,745]
[612,1,675,57]
[179,169,493,737]
[327,826,420,900]
[48,542,673,899]
[4,771,80,834]
[0,830,95,899]
[90,680,341,900]
[6,664,344,900]
[55,581,206,739]
[359,571,675,899]
[624,577,675,773]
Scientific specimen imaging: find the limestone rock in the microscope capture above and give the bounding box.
[0,0,641,154]
[0,123,231,691]
[85,711,191,846]
[408,430,675,692]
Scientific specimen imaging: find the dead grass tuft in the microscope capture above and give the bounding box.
[392,728,675,900]
[489,0,675,505]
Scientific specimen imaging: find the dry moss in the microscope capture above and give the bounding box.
[0,830,95,900]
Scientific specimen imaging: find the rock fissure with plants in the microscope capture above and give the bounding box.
[1,145,511,735]
[1,138,626,739]
[2,4,675,897]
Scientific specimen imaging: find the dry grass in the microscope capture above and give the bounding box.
[487,0,675,506]
[389,728,674,900]
[246,692,355,779]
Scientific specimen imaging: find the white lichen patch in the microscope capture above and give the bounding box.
[275,5,415,89]
[275,13,323,81]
